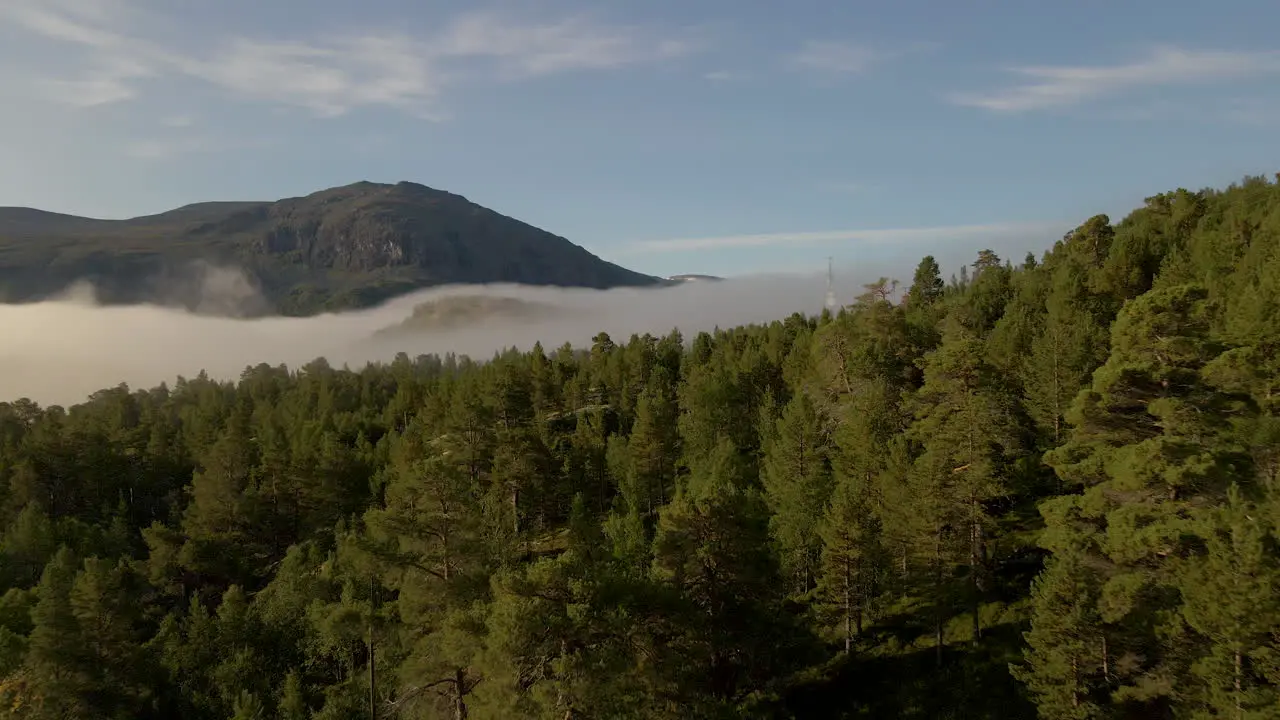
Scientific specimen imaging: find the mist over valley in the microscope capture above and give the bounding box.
[0,268,862,407]
[0,226,1052,408]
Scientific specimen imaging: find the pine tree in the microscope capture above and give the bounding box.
[907,255,945,308]
[490,426,555,551]
[910,320,1026,651]
[478,496,646,719]
[229,689,264,719]
[69,557,154,714]
[816,474,886,652]
[366,436,483,592]
[1036,284,1255,714]
[277,667,309,720]
[24,548,91,718]
[0,505,59,589]
[1014,548,1110,719]
[178,427,269,588]
[363,430,487,719]
[650,439,812,709]
[761,392,834,594]
[1021,230,1115,446]
[626,386,679,518]
[964,250,1014,334]
[1178,486,1280,717]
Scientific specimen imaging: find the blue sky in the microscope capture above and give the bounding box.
[1,0,1277,279]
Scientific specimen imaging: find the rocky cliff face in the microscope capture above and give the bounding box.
[0,181,659,316]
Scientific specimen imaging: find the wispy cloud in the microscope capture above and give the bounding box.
[952,45,1280,112]
[435,12,695,78]
[186,35,443,118]
[2,2,698,118]
[38,56,153,106]
[5,0,153,106]
[4,0,132,49]
[790,40,879,74]
[625,221,1065,254]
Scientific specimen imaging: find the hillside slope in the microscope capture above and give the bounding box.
[0,181,660,315]
[371,294,568,338]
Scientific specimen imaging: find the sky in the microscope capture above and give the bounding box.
[1,0,1278,279]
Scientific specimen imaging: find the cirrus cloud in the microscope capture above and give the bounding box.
[790,40,880,74]
[952,45,1280,112]
[1,1,701,119]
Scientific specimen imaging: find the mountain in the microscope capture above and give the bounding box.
[0,181,661,316]
[371,294,567,338]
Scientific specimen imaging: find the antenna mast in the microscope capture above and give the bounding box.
[825,256,838,310]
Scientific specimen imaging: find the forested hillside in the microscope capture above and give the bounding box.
[0,174,1278,719]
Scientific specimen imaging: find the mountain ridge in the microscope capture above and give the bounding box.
[0,181,661,316]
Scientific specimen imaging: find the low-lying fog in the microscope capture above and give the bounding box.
[0,240,1055,407]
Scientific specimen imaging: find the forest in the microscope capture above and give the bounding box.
[0,174,1278,719]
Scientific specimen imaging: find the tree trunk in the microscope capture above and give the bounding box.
[1071,655,1079,709]
[855,602,863,637]
[441,506,454,582]
[645,468,654,519]
[1051,330,1062,445]
[1101,634,1110,683]
[599,460,608,515]
[511,487,520,535]
[900,545,909,601]
[454,668,468,720]
[658,453,668,506]
[934,525,944,668]
[557,639,574,717]
[368,576,377,720]
[843,565,852,654]
[970,518,980,645]
[935,614,943,668]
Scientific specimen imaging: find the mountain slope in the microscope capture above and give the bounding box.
[0,181,660,316]
[371,294,568,339]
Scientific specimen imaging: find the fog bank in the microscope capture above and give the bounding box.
[0,242,1048,407]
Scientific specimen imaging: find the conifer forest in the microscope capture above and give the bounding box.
[3,175,1280,719]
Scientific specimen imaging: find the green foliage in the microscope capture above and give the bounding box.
[762,392,834,593]
[0,173,1277,718]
